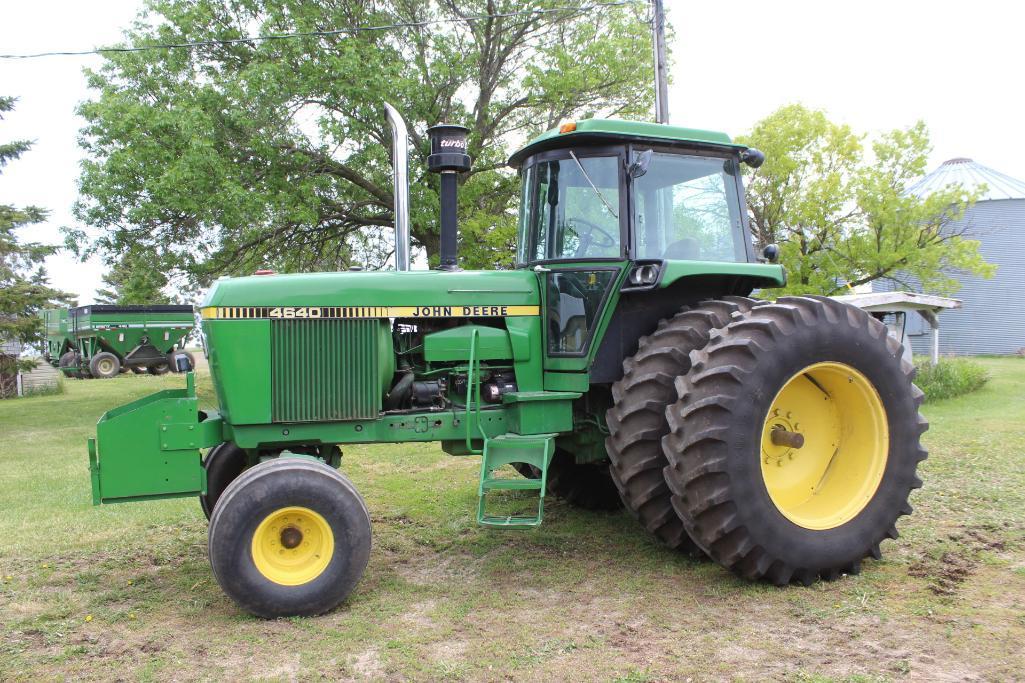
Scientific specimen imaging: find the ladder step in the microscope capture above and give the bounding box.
[479,514,543,529]
[481,478,544,492]
[477,433,555,529]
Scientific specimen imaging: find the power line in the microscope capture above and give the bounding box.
[0,1,643,60]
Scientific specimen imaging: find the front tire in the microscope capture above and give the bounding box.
[662,296,927,585]
[208,458,371,618]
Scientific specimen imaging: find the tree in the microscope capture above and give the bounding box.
[0,96,74,373]
[95,248,174,305]
[71,0,654,288]
[739,104,995,295]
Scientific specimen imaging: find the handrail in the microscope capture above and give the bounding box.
[464,328,485,455]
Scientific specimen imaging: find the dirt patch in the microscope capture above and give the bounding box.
[909,551,975,595]
[398,599,437,629]
[391,552,479,586]
[348,646,385,679]
[906,523,1019,595]
[431,638,469,663]
[949,526,1008,552]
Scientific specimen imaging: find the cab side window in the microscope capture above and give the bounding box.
[634,153,744,262]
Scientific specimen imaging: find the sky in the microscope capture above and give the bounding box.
[1,0,1022,305]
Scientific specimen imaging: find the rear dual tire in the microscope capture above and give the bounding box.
[661,296,927,584]
[208,458,372,618]
[605,297,763,553]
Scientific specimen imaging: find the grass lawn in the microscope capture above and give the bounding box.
[1,358,1024,681]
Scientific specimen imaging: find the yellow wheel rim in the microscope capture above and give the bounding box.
[760,362,888,530]
[98,358,115,375]
[251,506,334,586]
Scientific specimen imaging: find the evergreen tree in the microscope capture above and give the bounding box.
[0,96,74,375]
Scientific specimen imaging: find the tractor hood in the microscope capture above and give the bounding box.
[201,270,540,310]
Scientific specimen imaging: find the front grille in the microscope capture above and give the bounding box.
[271,318,381,422]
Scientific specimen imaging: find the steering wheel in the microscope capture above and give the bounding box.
[568,218,616,257]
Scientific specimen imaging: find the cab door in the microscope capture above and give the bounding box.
[517,148,628,378]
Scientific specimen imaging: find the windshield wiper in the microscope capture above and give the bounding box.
[569,151,618,219]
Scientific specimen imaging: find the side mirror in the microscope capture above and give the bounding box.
[741,148,765,168]
[628,149,653,179]
[762,244,780,263]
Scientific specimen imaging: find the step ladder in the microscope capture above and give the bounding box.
[476,433,555,529]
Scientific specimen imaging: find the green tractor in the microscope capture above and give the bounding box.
[87,108,926,618]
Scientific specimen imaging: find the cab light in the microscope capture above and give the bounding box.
[628,264,660,287]
[559,121,577,134]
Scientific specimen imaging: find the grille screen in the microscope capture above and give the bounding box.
[271,318,381,422]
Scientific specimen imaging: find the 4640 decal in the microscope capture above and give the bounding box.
[269,307,321,318]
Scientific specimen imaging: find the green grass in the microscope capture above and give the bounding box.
[914,356,990,403]
[1,359,1024,680]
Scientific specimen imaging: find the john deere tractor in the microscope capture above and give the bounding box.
[87,108,926,618]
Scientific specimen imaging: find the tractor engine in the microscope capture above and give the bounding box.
[196,267,543,445]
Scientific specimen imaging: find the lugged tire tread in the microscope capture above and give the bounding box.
[661,295,928,585]
[605,297,763,553]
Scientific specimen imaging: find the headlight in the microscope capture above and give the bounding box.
[628,264,660,287]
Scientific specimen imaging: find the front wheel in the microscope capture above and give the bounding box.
[208,458,372,618]
[662,296,927,585]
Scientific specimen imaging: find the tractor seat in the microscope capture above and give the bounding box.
[663,238,700,260]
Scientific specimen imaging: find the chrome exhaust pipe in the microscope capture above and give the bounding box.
[384,102,410,271]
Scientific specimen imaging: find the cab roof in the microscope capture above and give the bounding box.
[508,118,744,167]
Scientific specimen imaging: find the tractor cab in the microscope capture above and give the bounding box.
[510,118,755,266]
[507,118,781,380]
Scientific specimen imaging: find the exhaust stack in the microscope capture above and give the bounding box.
[384,103,411,271]
[426,124,471,271]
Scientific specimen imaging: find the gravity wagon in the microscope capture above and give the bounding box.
[47,305,196,378]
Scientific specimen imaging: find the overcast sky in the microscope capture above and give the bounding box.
[1,0,1021,304]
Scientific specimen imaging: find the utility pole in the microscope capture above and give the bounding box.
[650,0,669,124]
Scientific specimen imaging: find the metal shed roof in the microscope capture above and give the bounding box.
[908,158,1025,201]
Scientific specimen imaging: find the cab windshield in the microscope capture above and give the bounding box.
[517,154,622,263]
